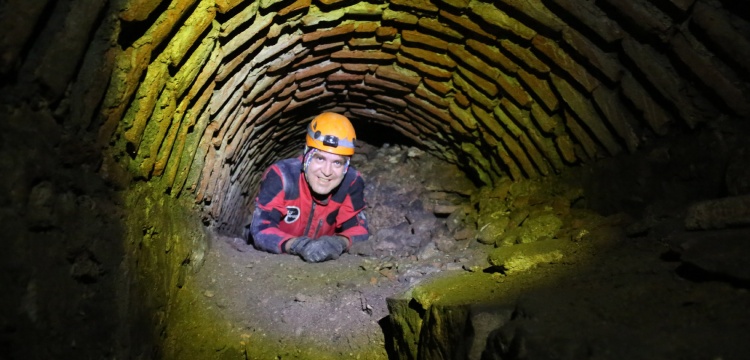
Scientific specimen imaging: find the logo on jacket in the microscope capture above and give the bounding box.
[284,206,301,223]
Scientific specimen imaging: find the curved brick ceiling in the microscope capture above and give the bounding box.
[99,0,750,234]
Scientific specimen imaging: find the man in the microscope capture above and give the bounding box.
[250,112,369,262]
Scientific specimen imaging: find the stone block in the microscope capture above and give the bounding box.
[685,195,750,230]
[488,239,566,274]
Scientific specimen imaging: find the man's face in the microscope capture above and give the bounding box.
[304,150,347,196]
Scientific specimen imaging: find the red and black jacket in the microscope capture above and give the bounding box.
[250,156,369,254]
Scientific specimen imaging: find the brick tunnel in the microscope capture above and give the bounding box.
[2,0,750,359]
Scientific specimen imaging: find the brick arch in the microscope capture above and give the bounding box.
[97,0,750,235]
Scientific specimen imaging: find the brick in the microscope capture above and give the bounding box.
[418,18,463,40]
[222,11,273,56]
[620,70,671,135]
[621,36,703,128]
[354,22,380,33]
[314,41,345,53]
[331,49,396,62]
[449,101,478,131]
[298,77,324,89]
[400,45,456,69]
[493,106,539,178]
[530,102,561,134]
[457,65,499,98]
[562,108,596,161]
[517,68,558,112]
[597,0,672,42]
[376,26,398,39]
[543,0,623,43]
[448,43,501,79]
[402,30,449,51]
[561,27,621,83]
[373,94,408,108]
[415,83,450,109]
[466,39,519,74]
[454,91,470,108]
[468,1,536,40]
[342,63,373,73]
[423,78,452,96]
[500,40,549,74]
[555,133,577,164]
[453,71,498,110]
[383,8,418,25]
[670,31,750,116]
[302,23,355,42]
[439,10,496,41]
[348,37,380,49]
[592,86,640,153]
[436,0,469,8]
[692,2,750,76]
[396,53,452,80]
[495,69,533,108]
[295,60,340,81]
[375,65,422,87]
[278,0,311,16]
[255,74,296,103]
[533,35,600,93]
[364,74,411,92]
[327,70,364,83]
[553,74,621,156]
[390,0,439,13]
[499,98,556,175]
[500,0,566,33]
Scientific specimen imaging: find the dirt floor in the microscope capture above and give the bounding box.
[181,139,750,360]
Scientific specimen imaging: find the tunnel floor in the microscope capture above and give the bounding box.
[169,142,750,359]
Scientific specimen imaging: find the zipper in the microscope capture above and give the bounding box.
[312,219,323,238]
[303,202,316,237]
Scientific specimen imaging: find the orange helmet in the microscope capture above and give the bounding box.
[305,112,356,156]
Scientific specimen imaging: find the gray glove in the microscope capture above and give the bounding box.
[297,236,347,263]
[287,236,312,255]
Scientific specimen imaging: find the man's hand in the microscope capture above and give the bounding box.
[287,236,312,255]
[297,236,348,263]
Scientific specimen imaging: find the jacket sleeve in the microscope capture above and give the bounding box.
[337,172,369,245]
[250,167,295,254]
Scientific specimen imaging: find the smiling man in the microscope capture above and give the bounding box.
[249,112,369,262]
